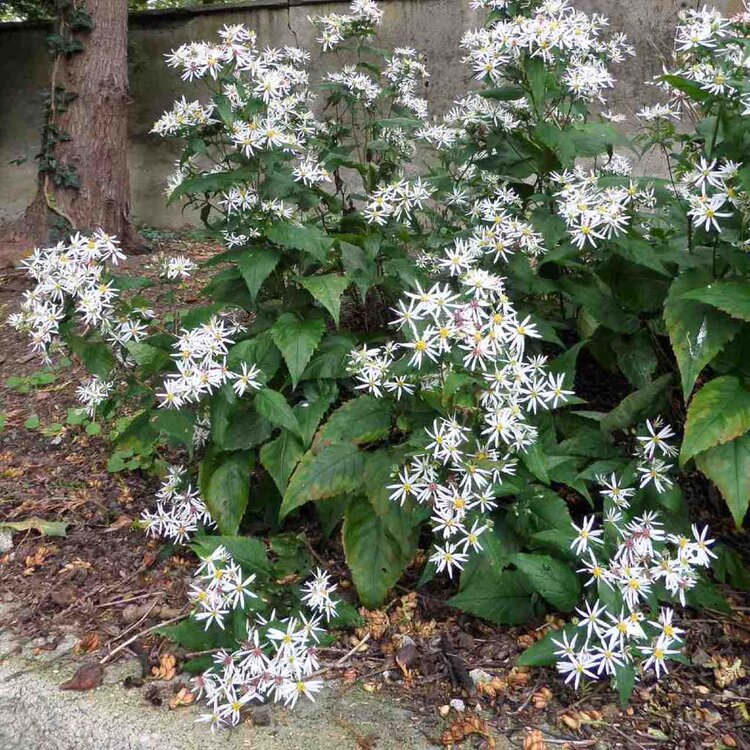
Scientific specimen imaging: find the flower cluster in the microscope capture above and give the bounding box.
[309,0,383,51]
[364,178,434,225]
[140,465,215,543]
[681,157,745,234]
[75,376,114,417]
[552,167,657,250]
[461,0,633,103]
[157,315,261,408]
[8,232,126,362]
[160,254,198,280]
[661,4,750,115]
[556,418,715,690]
[190,549,339,729]
[350,192,573,577]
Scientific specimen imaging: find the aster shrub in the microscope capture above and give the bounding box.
[8,0,749,711]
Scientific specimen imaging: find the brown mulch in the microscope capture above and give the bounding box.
[0,235,748,749]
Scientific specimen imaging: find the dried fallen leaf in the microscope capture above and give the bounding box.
[168,687,195,710]
[60,662,104,691]
[713,657,746,688]
[74,632,101,654]
[523,729,547,750]
[0,517,66,537]
[106,515,133,532]
[441,714,495,749]
[532,687,553,709]
[152,653,177,681]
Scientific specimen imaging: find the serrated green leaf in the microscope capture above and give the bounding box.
[280,442,364,518]
[237,249,280,301]
[681,377,750,464]
[665,271,740,399]
[260,430,304,495]
[199,451,253,535]
[315,395,392,447]
[682,281,750,322]
[601,374,672,433]
[300,274,349,327]
[449,569,541,625]
[518,624,577,666]
[270,313,326,388]
[254,388,301,436]
[342,494,418,608]
[266,221,333,263]
[294,382,338,447]
[695,433,750,526]
[513,553,580,611]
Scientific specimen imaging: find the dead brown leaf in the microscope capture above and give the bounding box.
[152,653,177,681]
[168,687,195,710]
[74,632,101,654]
[60,662,104,691]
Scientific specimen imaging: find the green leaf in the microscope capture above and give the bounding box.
[342,494,418,608]
[449,570,541,625]
[513,553,580,611]
[66,335,115,378]
[270,313,326,388]
[685,575,731,614]
[518,624,577,666]
[124,342,171,377]
[280,442,364,518]
[266,221,333,263]
[254,388,301,437]
[682,281,750,322]
[85,422,101,436]
[152,409,194,447]
[713,545,750,591]
[237,249,280,301]
[562,278,639,334]
[260,431,304,495]
[199,451,253,535]
[294,382,338,447]
[694,433,750,526]
[24,415,40,429]
[316,396,392,447]
[615,663,636,707]
[300,274,350,327]
[0,517,68,537]
[612,333,658,389]
[480,85,525,101]
[600,374,672,433]
[664,271,740,399]
[681,377,750,464]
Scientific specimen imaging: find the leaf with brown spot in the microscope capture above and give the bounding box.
[60,662,103,691]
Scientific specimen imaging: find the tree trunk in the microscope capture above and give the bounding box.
[0,0,144,267]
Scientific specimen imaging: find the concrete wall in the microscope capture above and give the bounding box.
[0,0,743,229]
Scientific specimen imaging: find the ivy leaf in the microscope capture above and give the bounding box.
[237,249,280,300]
[299,274,350,327]
[449,570,541,625]
[342,494,418,608]
[270,313,326,388]
[315,395,392,447]
[254,387,301,437]
[664,270,740,399]
[600,374,672,433]
[681,377,750,464]
[513,553,580,611]
[260,430,304,496]
[199,450,253,535]
[695,434,750,526]
[280,442,364,518]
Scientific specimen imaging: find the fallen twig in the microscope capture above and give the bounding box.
[99,611,188,666]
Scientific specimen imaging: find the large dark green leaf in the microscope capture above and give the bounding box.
[280,442,364,518]
[199,450,253,535]
[254,387,301,437]
[664,271,740,399]
[600,374,672,433]
[299,274,350,327]
[315,396,392,447]
[682,281,750,322]
[270,313,326,387]
[260,430,304,496]
[342,494,418,608]
[681,377,750,464]
[237,249,280,300]
[513,553,580,611]
[449,570,542,625]
[266,221,333,263]
[695,433,750,526]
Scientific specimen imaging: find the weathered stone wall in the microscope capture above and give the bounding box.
[0,0,743,229]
